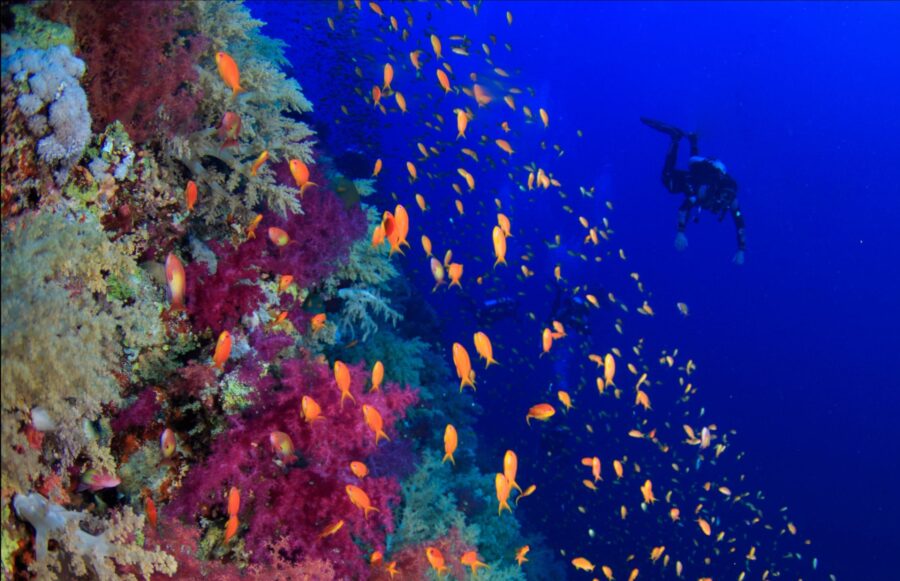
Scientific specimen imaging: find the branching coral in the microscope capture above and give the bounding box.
[169,354,418,578]
[45,0,207,144]
[2,44,90,185]
[162,0,317,222]
[1,212,163,494]
[13,492,177,580]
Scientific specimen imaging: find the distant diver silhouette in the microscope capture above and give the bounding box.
[642,117,746,265]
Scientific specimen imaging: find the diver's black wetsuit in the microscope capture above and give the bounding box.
[662,135,746,252]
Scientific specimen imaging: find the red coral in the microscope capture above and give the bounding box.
[168,353,418,578]
[45,0,207,142]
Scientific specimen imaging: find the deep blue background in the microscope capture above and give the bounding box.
[253,2,900,578]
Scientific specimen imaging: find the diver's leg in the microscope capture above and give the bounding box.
[688,133,699,156]
[661,137,682,193]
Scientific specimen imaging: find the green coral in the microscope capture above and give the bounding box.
[165,0,317,223]
[0,3,75,57]
[392,451,526,580]
[217,373,255,415]
[343,328,428,388]
[1,212,163,494]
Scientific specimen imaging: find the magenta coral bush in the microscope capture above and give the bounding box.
[185,185,365,333]
[45,0,207,143]
[169,353,418,578]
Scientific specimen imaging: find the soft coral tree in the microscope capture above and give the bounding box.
[185,183,365,333]
[169,353,417,578]
[45,0,207,143]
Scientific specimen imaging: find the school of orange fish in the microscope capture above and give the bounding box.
[189,1,829,579]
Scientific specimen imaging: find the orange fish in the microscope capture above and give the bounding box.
[495,138,514,156]
[334,360,355,408]
[268,227,291,247]
[185,180,197,211]
[604,353,616,387]
[409,50,422,70]
[526,403,555,426]
[362,404,390,444]
[416,194,427,212]
[160,428,176,459]
[557,390,573,412]
[394,91,406,112]
[165,253,186,310]
[301,395,324,423]
[372,158,383,177]
[350,461,369,479]
[640,479,657,504]
[227,486,240,517]
[497,213,512,237]
[460,551,489,577]
[473,331,499,367]
[436,69,451,93]
[430,34,443,59]
[319,519,345,538]
[213,330,232,370]
[250,150,269,176]
[447,262,463,289]
[310,313,327,333]
[406,161,418,181]
[218,111,242,148]
[495,473,512,515]
[224,515,239,543]
[515,484,536,505]
[346,484,379,518]
[443,424,457,465]
[430,257,446,290]
[572,557,595,572]
[270,431,297,463]
[452,342,476,391]
[372,85,382,107]
[289,159,316,195]
[492,226,508,267]
[382,63,394,91]
[145,496,157,529]
[697,517,712,536]
[215,51,244,96]
[246,213,263,240]
[421,234,432,256]
[371,361,384,392]
[277,274,293,294]
[426,547,449,575]
[515,545,530,566]
[473,84,492,106]
[540,328,553,356]
[504,450,523,493]
[456,108,469,139]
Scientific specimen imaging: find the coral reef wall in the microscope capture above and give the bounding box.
[1,2,540,579]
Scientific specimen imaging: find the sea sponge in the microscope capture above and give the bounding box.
[3,45,90,184]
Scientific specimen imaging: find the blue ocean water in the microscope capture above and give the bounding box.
[252,2,900,578]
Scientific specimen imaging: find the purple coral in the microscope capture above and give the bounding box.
[168,354,418,578]
[185,185,365,333]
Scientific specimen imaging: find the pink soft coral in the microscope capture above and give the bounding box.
[185,185,364,333]
[45,0,207,142]
[168,353,418,578]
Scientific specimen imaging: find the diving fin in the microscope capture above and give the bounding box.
[640,117,684,140]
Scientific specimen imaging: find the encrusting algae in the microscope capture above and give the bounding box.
[0,1,827,580]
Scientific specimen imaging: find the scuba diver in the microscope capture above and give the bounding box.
[641,117,746,265]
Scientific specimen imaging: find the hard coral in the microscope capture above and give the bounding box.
[169,354,417,578]
[46,0,207,143]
